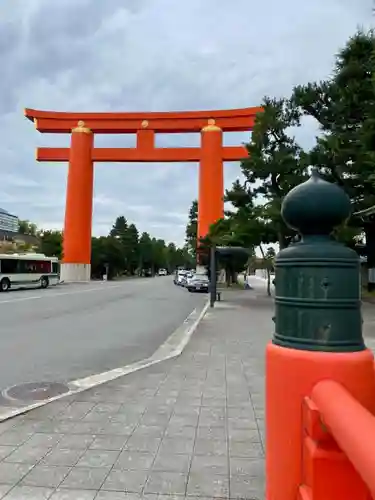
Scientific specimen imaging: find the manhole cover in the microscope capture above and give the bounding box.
[2,382,69,403]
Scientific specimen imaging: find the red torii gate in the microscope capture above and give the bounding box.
[25,107,261,282]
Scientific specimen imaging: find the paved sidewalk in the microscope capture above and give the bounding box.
[0,291,270,499]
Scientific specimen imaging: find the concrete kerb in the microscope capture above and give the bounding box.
[0,298,210,423]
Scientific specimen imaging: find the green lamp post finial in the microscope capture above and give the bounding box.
[273,169,365,352]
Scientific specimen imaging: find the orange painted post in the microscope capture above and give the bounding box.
[307,380,375,498]
[197,119,224,263]
[61,120,94,282]
[266,171,375,500]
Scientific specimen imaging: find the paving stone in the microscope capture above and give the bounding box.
[173,404,201,415]
[190,455,228,475]
[201,397,226,408]
[96,492,140,500]
[0,485,12,498]
[36,422,76,435]
[76,449,120,468]
[101,469,149,493]
[49,489,97,499]
[59,466,111,490]
[230,474,265,499]
[0,446,17,461]
[80,413,112,423]
[99,423,136,436]
[194,439,227,456]
[57,435,95,450]
[187,472,229,498]
[110,413,142,425]
[152,452,191,473]
[25,434,64,448]
[196,426,226,441]
[131,426,165,439]
[55,403,96,421]
[164,426,196,440]
[139,414,170,427]
[2,485,53,499]
[89,435,128,451]
[20,465,71,488]
[41,448,85,467]
[0,462,33,485]
[227,418,258,431]
[0,421,16,435]
[114,451,155,471]
[230,458,265,477]
[4,445,50,465]
[228,429,261,444]
[0,431,33,447]
[125,437,161,454]
[92,403,123,414]
[158,438,194,456]
[168,415,198,428]
[229,441,264,459]
[144,472,187,496]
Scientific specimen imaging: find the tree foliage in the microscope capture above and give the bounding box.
[183,29,375,274]
[293,30,375,212]
[12,215,192,280]
[185,200,198,257]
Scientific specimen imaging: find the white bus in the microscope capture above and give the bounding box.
[0,253,60,292]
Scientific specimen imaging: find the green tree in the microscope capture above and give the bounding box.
[185,200,198,257]
[91,236,125,279]
[126,223,139,275]
[151,238,167,272]
[293,30,375,209]
[138,232,154,274]
[19,220,38,236]
[293,29,375,264]
[239,96,308,249]
[38,230,63,259]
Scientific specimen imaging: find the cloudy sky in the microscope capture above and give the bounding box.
[0,0,371,247]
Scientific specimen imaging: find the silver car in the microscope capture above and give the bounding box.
[187,273,209,293]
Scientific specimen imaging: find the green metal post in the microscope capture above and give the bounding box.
[273,169,365,352]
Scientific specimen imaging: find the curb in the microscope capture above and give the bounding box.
[0,299,210,423]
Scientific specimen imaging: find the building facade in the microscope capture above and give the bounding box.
[0,208,18,233]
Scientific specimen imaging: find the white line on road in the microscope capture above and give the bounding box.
[0,284,125,305]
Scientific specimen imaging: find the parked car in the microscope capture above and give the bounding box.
[180,271,194,287]
[158,268,167,276]
[174,269,188,285]
[185,272,196,288]
[187,273,209,293]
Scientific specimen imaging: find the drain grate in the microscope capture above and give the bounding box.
[1,382,69,405]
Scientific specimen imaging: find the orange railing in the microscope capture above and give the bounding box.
[299,380,375,500]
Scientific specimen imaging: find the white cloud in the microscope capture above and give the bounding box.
[0,0,371,246]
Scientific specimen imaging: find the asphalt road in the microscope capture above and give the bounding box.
[0,277,207,392]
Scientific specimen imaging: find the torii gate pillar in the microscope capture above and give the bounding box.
[61,121,93,283]
[197,120,224,268]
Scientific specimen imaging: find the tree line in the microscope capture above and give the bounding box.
[185,30,375,284]
[17,216,193,279]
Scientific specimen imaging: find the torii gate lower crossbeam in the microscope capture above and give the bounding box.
[25,107,261,282]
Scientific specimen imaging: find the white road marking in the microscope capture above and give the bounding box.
[0,284,125,305]
[0,299,210,422]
